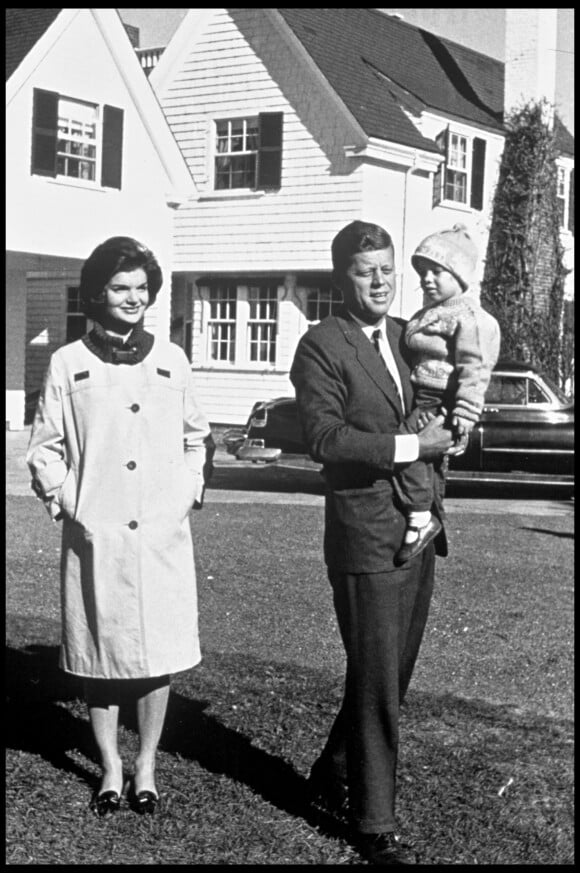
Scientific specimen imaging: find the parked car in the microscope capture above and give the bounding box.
[223,362,574,486]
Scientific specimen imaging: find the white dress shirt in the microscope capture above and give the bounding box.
[353,316,419,464]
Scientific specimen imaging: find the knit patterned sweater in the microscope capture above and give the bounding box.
[404,292,501,426]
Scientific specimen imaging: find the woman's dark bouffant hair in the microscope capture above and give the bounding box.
[331,220,394,277]
[79,236,163,318]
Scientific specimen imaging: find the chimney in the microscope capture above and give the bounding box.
[504,9,557,128]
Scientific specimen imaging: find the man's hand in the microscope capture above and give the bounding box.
[417,414,454,460]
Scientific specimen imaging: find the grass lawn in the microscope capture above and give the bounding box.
[5,495,574,865]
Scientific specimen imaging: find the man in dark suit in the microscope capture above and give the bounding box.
[290,220,454,865]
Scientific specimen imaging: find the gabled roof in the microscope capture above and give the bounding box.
[6,9,197,203]
[5,8,61,80]
[554,116,575,159]
[277,8,504,151]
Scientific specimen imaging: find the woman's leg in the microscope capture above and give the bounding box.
[84,679,124,795]
[134,675,171,796]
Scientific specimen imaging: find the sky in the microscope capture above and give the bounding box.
[117,8,574,134]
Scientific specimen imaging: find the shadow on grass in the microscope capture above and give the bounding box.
[6,638,574,862]
[5,643,95,786]
[520,526,574,539]
[5,639,346,842]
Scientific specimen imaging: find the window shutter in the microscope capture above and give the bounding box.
[470,137,486,210]
[568,168,574,234]
[101,105,124,189]
[432,127,448,207]
[257,112,283,189]
[31,88,58,177]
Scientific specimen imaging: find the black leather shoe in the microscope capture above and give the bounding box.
[394,516,442,566]
[133,790,159,816]
[357,832,416,865]
[89,790,121,817]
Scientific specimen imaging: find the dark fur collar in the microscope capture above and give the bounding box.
[82,320,154,365]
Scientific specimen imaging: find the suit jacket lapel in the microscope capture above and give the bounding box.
[386,317,414,413]
[336,310,404,418]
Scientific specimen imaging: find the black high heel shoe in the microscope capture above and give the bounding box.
[133,789,159,816]
[89,789,121,817]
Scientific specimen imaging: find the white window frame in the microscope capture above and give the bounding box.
[56,97,100,185]
[445,131,468,203]
[435,129,473,207]
[303,285,343,325]
[206,285,238,364]
[556,164,570,231]
[213,116,259,191]
[199,283,281,369]
[247,285,278,364]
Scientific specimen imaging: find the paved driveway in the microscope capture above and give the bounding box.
[7,428,573,517]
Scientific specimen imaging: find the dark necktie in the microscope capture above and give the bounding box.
[372,329,403,411]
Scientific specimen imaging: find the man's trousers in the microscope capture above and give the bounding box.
[317,544,436,833]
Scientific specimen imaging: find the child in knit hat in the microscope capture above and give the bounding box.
[394,224,501,565]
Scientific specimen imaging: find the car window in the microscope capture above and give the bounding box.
[528,380,551,404]
[539,371,571,404]
[485,375,526,405]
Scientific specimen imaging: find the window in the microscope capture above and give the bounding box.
[527,380,550,404]
[215,118,259,189]
[200,281,281,367]
[305,285,343,324]
[485,375,526,406]
[208,286,237,362]
[32,89,124,188]
[557,165,574,233]
[433,128,486,210]
[248,286,277,363]
[57,98,98,181]
[445,132,468,202]
[213,113,283,191]
[66,287,88,343]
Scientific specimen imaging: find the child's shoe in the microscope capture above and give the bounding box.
[394,514,442,566]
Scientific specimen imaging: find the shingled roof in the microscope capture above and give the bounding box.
[5,8,62,80]
[277,8,505,153]
[554,115,575,158]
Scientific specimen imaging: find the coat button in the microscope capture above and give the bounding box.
[126,460,137,470]
[128,520,138,530]
[130,403,140,413]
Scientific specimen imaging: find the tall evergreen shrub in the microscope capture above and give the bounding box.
[481,101,572,389]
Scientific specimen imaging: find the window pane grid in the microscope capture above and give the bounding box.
[57,98,97,181]
[215,117,258,190]
[448,134,467,170]
[445,169,467,203]
[67,286,84,314]
[66,286,87,342]
[306,287,342,322]
[248,287,277,363]
[208,287,237,362]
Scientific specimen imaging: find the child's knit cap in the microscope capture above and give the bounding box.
[411,223,478,290]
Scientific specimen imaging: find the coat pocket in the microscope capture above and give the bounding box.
[57,469,77,519]
[325,480,405,573]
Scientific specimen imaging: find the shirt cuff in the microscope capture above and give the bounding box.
[394,434,420,464]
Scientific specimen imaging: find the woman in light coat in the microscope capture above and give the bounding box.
[27,236,213,816]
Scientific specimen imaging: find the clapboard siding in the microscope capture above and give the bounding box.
[25,276,68,398]
[191,370,295,425]
[157,9,363,274]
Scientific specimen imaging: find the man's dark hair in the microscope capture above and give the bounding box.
[331,220,393,276]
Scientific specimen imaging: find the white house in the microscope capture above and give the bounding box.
[149,8,574,425]
[5,8,196,429]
